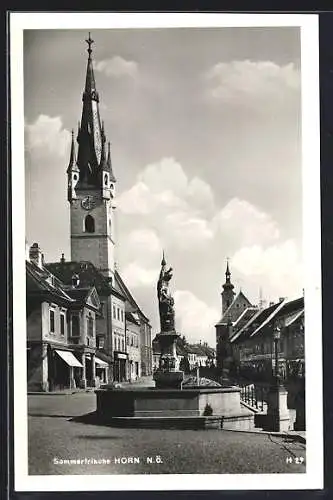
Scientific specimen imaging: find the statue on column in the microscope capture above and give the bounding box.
[157,252,175,333]
[154,252,184,388]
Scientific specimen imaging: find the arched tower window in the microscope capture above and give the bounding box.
[85,214,95,233]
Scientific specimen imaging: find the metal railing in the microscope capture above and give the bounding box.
[240,384,268,412]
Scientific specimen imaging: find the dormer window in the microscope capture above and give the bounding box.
[104,173,108,186]
[71,273,80,287]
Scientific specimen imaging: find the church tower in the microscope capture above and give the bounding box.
[67,33,117,281]
[221,260,236,314]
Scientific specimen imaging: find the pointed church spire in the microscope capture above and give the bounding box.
[107,142,117,182]
[225,258,231,282]
[84,32,97,97]
[67,130,79,173]
[223,258,234,291]
[76,33,103,185]
[221,258,235,315]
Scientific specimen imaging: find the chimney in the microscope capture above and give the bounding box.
[29,243,43,269]
[269,301,274,307]
[60,253,65,264]
[278,297,284,303]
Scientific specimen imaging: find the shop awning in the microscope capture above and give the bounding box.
[55,350,83,367]
[95,357,109,367]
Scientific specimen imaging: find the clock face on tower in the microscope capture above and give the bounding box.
[81,195,96,211]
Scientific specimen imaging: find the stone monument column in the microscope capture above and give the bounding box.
[153,252,184,389]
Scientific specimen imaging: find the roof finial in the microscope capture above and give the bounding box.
[226,257,231,277]
[85,32,94,59]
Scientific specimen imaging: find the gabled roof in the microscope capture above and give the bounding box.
[250,297,304,338]
[125,310,141,326]
[64,285,101,312]
[45,261,125,301]
[232,306,259,329]
[250,299,286,338]
[114,270,150,324]
[215,290,252,326]
[230,296,304,343]
[26,260,75,305]
[230,301,281,344]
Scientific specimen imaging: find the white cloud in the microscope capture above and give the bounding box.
[174,290,219,345]
[121,262,158,288]
[205,60,300,107]
[231,240,303,298]
[164,211,214,248]
[138,157,188,195]
[25,115,70,157]
[212,198,280,247]
[117,157,215,249]
[95,56,138,78]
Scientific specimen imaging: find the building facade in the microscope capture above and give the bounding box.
[215,262,253,375]
[26,35,152,389]
[27,243,109,391]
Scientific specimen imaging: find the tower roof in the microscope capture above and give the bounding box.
[223,259,234,291]
[67,130,79,173]
[84,33,97,95]
[107,142,117,182]
[76,33,105,188]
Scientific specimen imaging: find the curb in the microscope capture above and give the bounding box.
[28,390,96,395]
[222,428,306,444]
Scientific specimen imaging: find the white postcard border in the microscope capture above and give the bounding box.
[10,12,323,492]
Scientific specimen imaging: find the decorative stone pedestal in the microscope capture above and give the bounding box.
[265,384,290,432]
[153,370,184,389]
[153,329,184,389]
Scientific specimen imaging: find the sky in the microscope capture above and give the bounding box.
[24,27,303,346]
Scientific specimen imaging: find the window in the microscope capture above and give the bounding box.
[84,214,95,233]
[117,338,120,351]
[121,310,124,322]
[87,316,94,337]
[122,339,125,351]
[104,173,108,186]
[97,336,105,349]
[60,314,65,336]
[113,305,116,319]
[117,308,120,320]
[131,335,134,347]
[71,315,79,337]
[126,336,129,346]
[49,310,55,333]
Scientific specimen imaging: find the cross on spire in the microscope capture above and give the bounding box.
[85,32,94,58]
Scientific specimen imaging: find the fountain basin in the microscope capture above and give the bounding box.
[95,386,254,430]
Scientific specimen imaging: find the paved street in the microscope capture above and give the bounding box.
[28,393,306,475]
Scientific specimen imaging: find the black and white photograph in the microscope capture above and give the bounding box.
[10,12,323,492]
